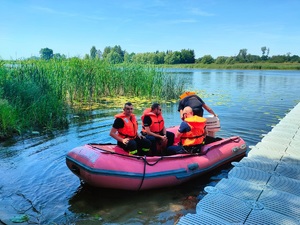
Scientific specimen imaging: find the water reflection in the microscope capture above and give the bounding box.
[165,69,194,87]
[67,168,223,224]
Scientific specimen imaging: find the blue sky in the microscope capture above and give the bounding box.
[1,0,300,60]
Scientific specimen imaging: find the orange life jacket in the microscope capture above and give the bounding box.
[115,113,138,140]
[180,115,206,146]
[141,108,164,134]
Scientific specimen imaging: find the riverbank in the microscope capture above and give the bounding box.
[162,62,300,70]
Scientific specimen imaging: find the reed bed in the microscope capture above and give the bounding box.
[0,59,186,138]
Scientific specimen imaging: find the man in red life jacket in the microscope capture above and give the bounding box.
[166,106,207,155]
[178,91,217,120]
[110,102,151,155]
[141,103,175,155]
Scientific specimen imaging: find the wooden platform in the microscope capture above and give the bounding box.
[178,103,300,224]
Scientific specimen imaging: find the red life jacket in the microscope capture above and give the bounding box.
[180,116,206,146]
[115,113,138,140]
[141,108,164,134]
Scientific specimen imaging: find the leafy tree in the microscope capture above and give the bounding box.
[39,48,53,60]
[225,56,236,64]
[156,52,166,64]
[215,56,228,64]
[106,51,123,64]
[102,46,112,59]
[124,52,135,63]
[261,47,270,61]
[131,52,165,64]
[289,55,300,63]
[269,55,286,63]
[236,49,248,62]
[112,45,125,59]
[90,46,97,59]
[261,46,267,56]
[164,51,181,64]
[144,52,162,64]
[201,55,214,64]
[247,54,261,63]
[96,50,102,59]
[53,53,66,60]
[132,53,145,64]
[180,49,195,63]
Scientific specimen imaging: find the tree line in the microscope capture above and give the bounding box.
[38,46,300,64]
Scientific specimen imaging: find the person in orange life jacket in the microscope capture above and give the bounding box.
[166,106,207,155]
[178,91,217,120]
[141,103,175,155]
[110,102,151,155]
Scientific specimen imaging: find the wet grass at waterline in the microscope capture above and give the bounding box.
[0,59,186,139]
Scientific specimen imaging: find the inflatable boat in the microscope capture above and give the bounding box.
[66,118,247,191]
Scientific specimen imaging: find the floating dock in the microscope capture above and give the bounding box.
[178,103,300,224]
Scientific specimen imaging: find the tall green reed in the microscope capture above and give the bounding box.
[0,59,186,138]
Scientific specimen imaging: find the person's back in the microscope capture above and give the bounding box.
[178,91,217,119]
[181,95,204,116]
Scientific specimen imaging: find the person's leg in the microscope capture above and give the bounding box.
[136,137,151,156]
[185,144,203,154]
[166,145,185,155]
[145,135,157,153]
[125,140,138,155]
[166,131,175,147]
[205,136,222,144]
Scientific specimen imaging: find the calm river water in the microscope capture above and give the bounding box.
[1,69,300,224]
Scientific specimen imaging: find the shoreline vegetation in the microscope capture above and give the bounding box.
[162,62,300,70]
[1,57,299,140]
[0,59,185,140]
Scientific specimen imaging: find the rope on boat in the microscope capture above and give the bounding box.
[88,143,146,159]
[88,139,244,163]
[89,143,207,160]
[137,155,166,190]
[137,155,147,191]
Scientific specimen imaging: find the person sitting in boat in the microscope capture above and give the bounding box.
[178,91,217,120]
[141,103,175,155]
[110,102,151,156]
[166,106,207,155]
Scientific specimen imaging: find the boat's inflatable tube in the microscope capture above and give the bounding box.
[66,126,246,191]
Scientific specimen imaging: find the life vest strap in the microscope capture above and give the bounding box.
[141,128,162,135]
[181,134,205,139]
[119,131,136,139]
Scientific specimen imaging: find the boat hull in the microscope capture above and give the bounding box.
[66,131,247,190]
